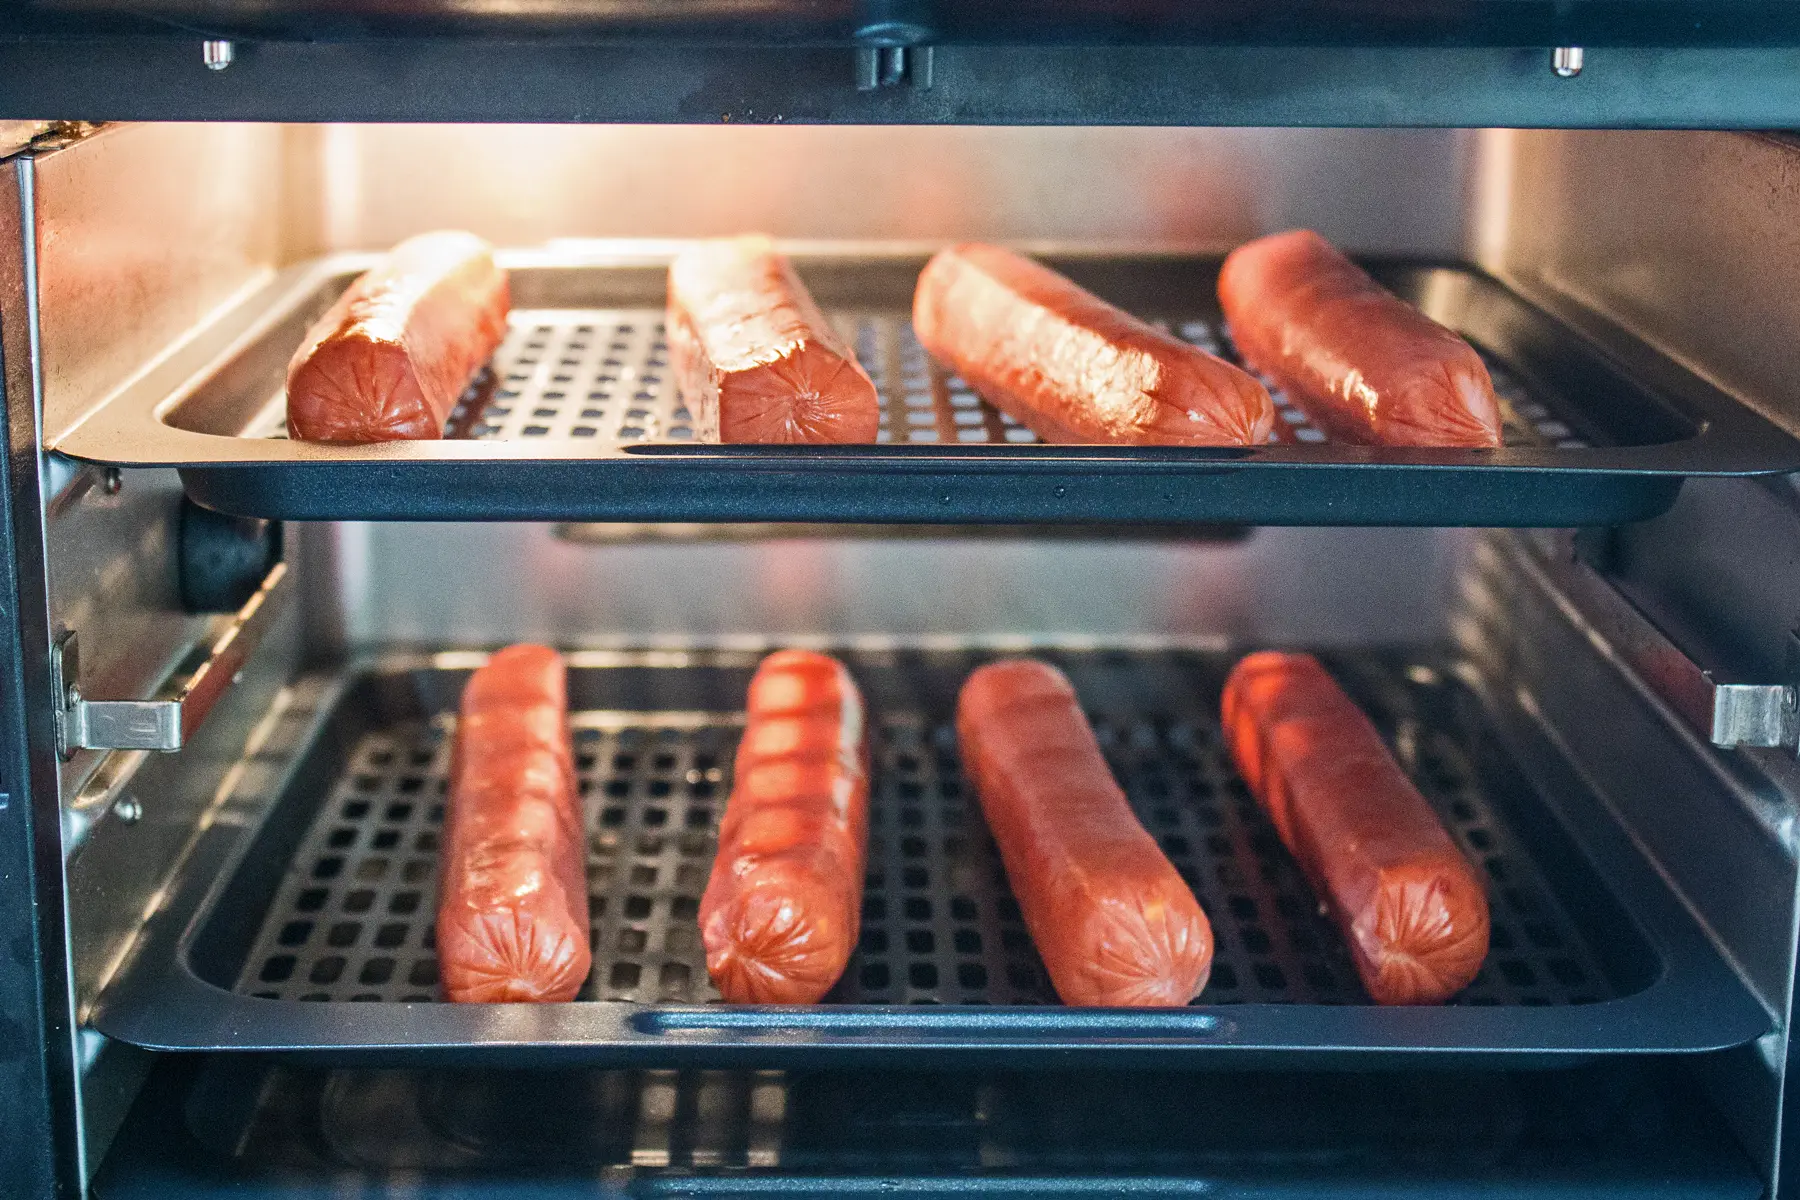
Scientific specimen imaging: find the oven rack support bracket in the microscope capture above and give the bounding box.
[1550,534,1800,755]
[1709,669,1800,753]
[50,562,289,758]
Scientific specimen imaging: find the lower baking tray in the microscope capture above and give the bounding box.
[92,647,1771,1066]
[51,246,1800,526]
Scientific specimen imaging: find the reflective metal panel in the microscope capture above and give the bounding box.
[290,125,1472,258]
[1480,130,1800,441]
[30,124,282,445]
[302,522,1470,654]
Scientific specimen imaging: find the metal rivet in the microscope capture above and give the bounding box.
[203,40,235,71]
[102,468,122,495]
[114,796,142,824]
[1552,47,1584,78]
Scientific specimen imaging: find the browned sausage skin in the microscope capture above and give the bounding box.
[1218,230,1501,448]
[668,237,881,444]
[1222,651,1490,1005]
[958,659,1213,1006]
[700,650,870,1003]
[287,231,510,443]
[437,644,591,1003]
[914,243,1274,446]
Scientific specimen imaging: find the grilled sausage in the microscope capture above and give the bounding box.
[700,650,870,1003]
[913,243,1273,446]
[1217,230,1502,448]
[286,231,510,443]
[958,660,1213,1006]
[437,644,591,1003]
[667,237,881,444]
[1221,652,1490,1005]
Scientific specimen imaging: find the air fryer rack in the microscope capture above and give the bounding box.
[246,309,1577,454]
[55,250,1800,526]
[234,660,1606,1009]
[91,647,1773,1065]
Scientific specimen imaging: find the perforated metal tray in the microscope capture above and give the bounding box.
[52,246,1800,526]
[92,646,1771,1067]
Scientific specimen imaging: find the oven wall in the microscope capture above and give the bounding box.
[1475,129,1800,442]
[280,124,1475,257]
[299,523,1470,659]
[1472,127,1800,1197]
[34,124,284,448]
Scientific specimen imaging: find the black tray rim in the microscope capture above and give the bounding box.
[49,245,1800,528]
[89,648,1775,1067]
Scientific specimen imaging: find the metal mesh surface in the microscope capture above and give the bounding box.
[253,311,1580,450]
[236,651,1611,1009]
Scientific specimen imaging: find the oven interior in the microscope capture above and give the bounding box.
[6,121,1800,1198]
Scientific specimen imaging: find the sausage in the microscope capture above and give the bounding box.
[437,644,591,1003]
[700,650,870,1003]
[1217,230,1502,448]
[287,231,510,443]
[957,660,1213,1006]
[913,243,1273,446]
[1221,651,1490,1005]
[667,237,881,444]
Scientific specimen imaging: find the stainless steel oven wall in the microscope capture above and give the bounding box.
[35,124,283,447]
[282,125,1476,257]
[298,523,1471,658]
[1471,129,1800,1197]
[8,123,297,1191]
[1474,130,1800,442]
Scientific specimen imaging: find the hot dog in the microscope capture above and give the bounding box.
[958,660,1213,1006]
[1217,230,1502,448]
[437,644,591,1003]
[913,243,1273,446]
[287,231,510,443]
[700,650,869,1003]
[667,237,881,444]
[1221,652,1490,1005]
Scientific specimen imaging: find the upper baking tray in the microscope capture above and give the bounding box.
[90,646,1771,1068]
[53,245,1800,526]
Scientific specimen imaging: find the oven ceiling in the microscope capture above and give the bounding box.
[5,1,1800,124]
[10,0,1800,44]
[5,43,1800,125]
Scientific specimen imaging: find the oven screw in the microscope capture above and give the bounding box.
[114,795,142,824]
[203,40,235,71]
[102,467,122,496]
[1552,47,1584,78]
